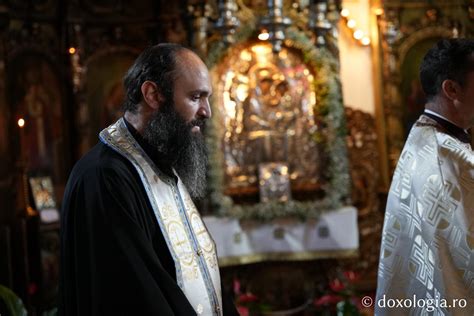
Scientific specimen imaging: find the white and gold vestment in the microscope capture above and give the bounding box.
[376,115,474,315]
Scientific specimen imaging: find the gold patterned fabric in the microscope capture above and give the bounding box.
[376,115,474,315]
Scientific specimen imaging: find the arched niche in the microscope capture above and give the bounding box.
[78,47,138,153]
[7,51,70,188]
[399,27,451,137]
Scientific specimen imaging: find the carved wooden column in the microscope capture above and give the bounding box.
[188,3,212,57]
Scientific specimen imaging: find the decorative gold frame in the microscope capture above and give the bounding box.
[381,28,452,176]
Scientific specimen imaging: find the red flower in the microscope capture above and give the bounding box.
[343,270,359,283]
[238,293,259,304]
[314,294,343,306]
[237,306,249,316]
[233,278,241,295]
[329,278,345,292]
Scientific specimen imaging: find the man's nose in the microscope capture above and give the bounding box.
[198,99,212,119]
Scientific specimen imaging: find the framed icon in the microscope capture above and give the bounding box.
[258,163,292,203]
[29,176,59,223]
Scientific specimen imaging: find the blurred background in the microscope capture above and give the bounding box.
[0,0,472,315]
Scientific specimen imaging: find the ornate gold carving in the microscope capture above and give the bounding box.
[344,107,384,281]
[345,108,380,216]
[218,249,359,267]
[398,26,452,67]
[213,41,322,196]
[377,4,472,176]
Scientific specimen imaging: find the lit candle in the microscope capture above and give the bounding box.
[17,117,26,163]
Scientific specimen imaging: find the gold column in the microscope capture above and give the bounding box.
[370,0,389,191]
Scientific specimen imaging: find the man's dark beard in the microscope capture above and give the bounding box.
[143,103,208,199]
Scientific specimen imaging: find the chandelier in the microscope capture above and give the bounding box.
[188,0,335,54]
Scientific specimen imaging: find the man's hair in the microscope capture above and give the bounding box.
[420,38,474,101]
[123,43,187,112]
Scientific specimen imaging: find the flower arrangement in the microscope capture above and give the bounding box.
[233,278,271,315]
[232,270,374,316]
[313,270,365,316]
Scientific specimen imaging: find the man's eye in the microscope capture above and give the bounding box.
[191,95,200,101]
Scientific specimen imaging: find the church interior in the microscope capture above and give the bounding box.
[0,0,472,315]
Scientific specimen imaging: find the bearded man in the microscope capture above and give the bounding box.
[59,43,238,316]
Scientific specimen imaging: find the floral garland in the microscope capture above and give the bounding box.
[205,23,351,221]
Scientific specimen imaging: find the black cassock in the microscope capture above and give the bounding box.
[59,136,238,315]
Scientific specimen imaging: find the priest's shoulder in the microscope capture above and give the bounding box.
[67,141,137,186]
[436,133,474,167]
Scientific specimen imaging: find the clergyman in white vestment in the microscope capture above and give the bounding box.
[376,39,474,315]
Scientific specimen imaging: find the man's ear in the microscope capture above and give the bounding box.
[441,79,461,102]
[141,81,165,110]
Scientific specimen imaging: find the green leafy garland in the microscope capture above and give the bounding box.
[205,24,351,221]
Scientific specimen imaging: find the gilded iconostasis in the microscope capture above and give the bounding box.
[0,0,472,314]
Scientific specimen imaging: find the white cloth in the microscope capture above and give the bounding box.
[204,206,358,265]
